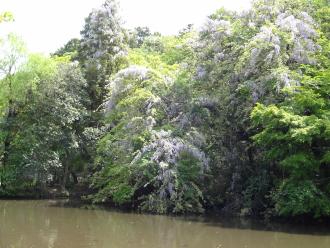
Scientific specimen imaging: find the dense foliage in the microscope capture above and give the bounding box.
[0,0,329,218]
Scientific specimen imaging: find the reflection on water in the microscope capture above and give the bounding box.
[0,200,329,248]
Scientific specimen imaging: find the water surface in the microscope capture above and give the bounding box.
[0,200,329,248]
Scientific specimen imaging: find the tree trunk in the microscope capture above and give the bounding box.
[71,171,78,184]
[2,99,15,168]
[61,160,69,192]
[3,135,10,167]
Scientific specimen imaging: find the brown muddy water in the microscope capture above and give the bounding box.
[0,200,329,248]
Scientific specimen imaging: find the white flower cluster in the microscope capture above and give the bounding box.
[104,66,149,112]
[196,65,207,79]
[276,11,318,64]
[246,66,299,102]
[214,52,226,62]
[249,26,281,71]
[80,0,126,66]
[116,65,149,80]
[200,19,232,38]
[198,18,232,58]
[270,67,299,92]
[131,130,208,199]
[132,130,209,170]
[276,12,316,39]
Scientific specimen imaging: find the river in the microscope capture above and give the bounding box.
[0,200,329,248]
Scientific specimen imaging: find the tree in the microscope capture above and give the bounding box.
[0,34,26,167]
[128,26,152,48]
[52,38,81,61]
[79,0,127,111]
[0,54,87,195]
[251,68,330,217]
[90,34,208,213]
[251,0,330,218]
[92,66,208,213]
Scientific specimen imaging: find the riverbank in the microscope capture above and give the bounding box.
[1,181,329,224]
[2,190,330,226]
